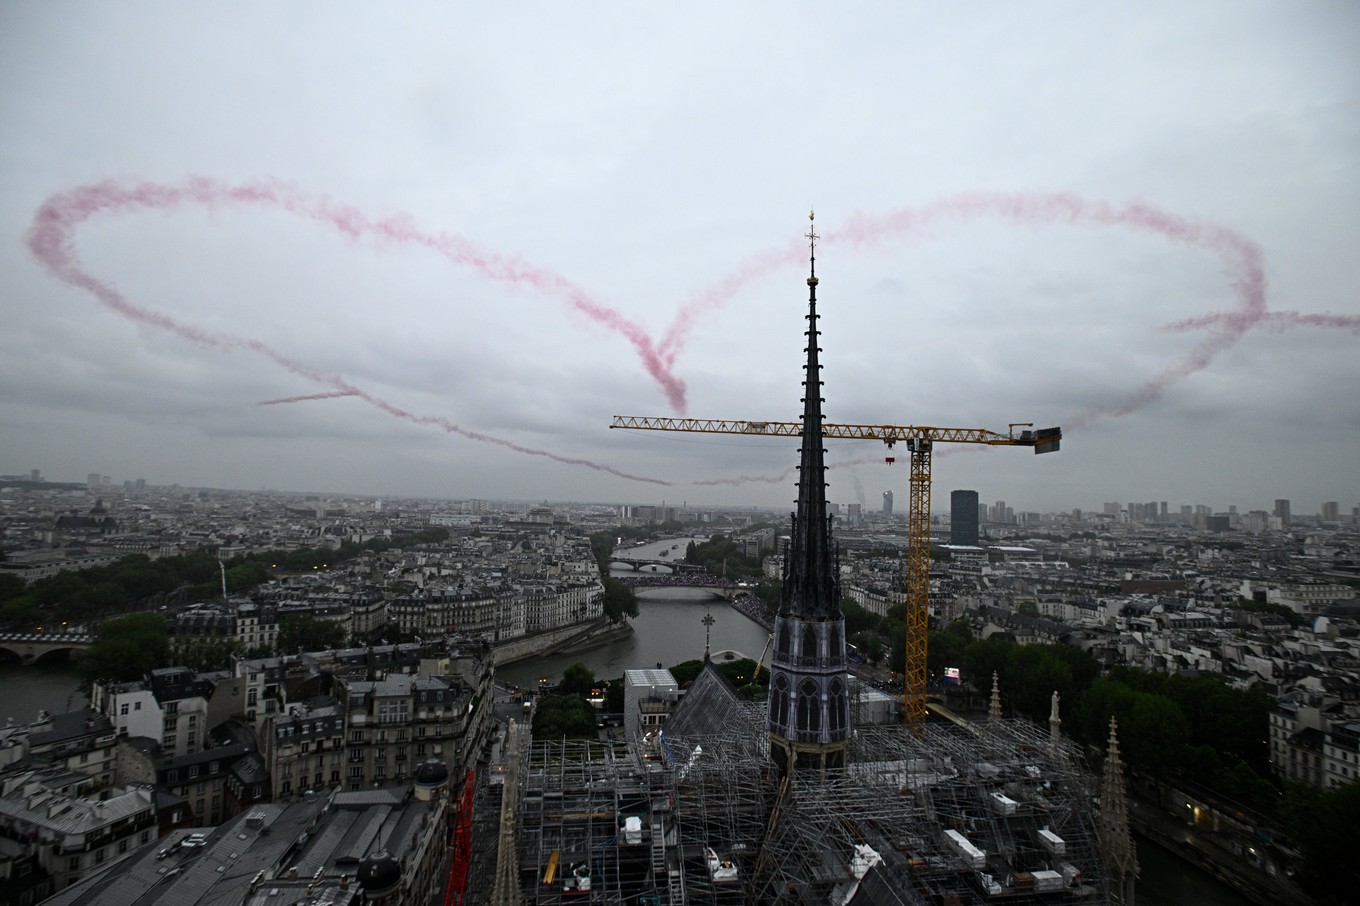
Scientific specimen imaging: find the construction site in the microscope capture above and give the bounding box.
[473,218,1127,905]
[486,670,1114,905]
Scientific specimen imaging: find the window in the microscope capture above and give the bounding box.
[95,848,106,865]
[189,766,199,779]
[134,701,141,711]
[68,857,80,871]
[119,704,129,716]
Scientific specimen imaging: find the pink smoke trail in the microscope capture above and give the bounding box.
[28,177,686,410]
[1163,310,1360,334]
[259,390,360,405]
[663,193,1283,428]
[26,184,674,487]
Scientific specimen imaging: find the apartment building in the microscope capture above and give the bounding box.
[0,769,157,895]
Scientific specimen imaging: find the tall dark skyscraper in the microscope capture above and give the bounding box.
[882,490,893,515]
[766,216,850,777]
[950,489,980,546]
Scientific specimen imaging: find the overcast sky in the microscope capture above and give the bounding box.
[2,2,1356,516]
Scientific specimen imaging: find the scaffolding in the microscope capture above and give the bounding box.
[503,695,1111,904]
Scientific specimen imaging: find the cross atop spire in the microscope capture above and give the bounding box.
[806,209,819,281]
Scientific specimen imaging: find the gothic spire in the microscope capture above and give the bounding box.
[766,212,851,778]
[779,210,839,620]
[988,671,1003,720]
[1099,717,1139,905]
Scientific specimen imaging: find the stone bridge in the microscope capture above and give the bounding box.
[608,557,709,573]
[612,574,742,601]
[0,632,93,665]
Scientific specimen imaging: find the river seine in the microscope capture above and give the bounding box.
[497,586,770,688]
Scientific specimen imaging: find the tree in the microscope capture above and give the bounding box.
[171,636,242,672]
[531,695,599,738]
[78,612,170,686]
[600,577,640,624]
[1292,782,1360,902]
[927,620,974,680]
[277,614,348,653]
[962,638,1011,698]
[560,662,596,696]
[0,572,27,603]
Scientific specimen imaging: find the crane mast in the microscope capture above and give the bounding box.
[610,416,1060,724]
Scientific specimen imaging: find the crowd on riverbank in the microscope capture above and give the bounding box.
[730,592,773,630]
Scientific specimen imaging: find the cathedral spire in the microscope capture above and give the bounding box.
[988,672,1003,720]
[766,212,850,777]
[779,210,838,621]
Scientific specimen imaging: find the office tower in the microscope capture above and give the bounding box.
[882,490,893,515]
[951,489,980,546]
[1321,501,1340,523]
[1274,499,1291,527]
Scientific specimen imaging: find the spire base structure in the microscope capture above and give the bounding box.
[766,212,851,778]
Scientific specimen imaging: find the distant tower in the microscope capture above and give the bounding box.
[882,490,893,516]
[1099,717,1139,905]
[988,672,1003,720]
[1274,498,1291,527]
[950,490,980,546]
[766,213,850,778]
[1049,691,1062,747]
[1321,501,1340,523]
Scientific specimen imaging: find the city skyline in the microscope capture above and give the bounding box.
[9,466,1353,525]
[2,3,1357,513]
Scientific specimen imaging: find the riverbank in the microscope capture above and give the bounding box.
[491,617,634,669]
[495,589,770,688]
[1128,795,1311,906]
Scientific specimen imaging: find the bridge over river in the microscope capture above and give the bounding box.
[612,572,742,601]
[0,632,93,665]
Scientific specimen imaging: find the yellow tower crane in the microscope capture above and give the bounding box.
[610,416,1061,725]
